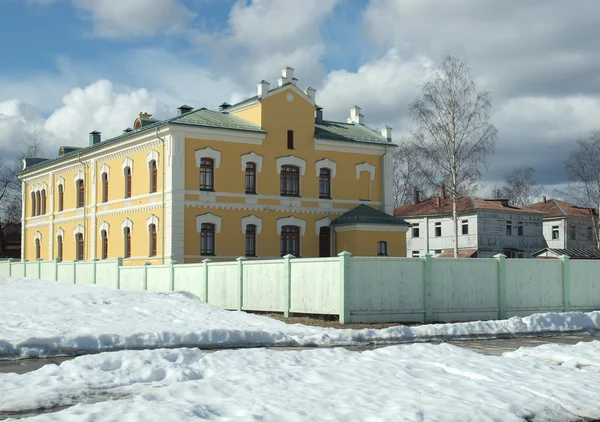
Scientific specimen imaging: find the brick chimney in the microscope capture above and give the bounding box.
[413,188,420,205]
[542,195,547,203]
[440,182,446,200]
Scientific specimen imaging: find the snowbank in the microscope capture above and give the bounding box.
[1,342,600,421]
[1,277,599,358]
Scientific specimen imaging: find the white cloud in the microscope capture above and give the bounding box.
[0,100,45,158]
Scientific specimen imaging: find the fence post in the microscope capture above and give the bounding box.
[116,257,123,290]
[8,258,12,277]
[92,258,99,285]
[37,258,42,279]
[170,260,177,291]
[143,262,150,290]
[422,253,433,323]
[73,260,78,284]
[236,257,247,311]
[559,255,571,312]
[54,257,60,281]
[338,251,352,324]
[283,254,295,318]
[23,259,28,277]
[203,259,212,303]
[494,253,507,320]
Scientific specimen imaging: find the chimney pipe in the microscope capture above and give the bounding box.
[305,87,316,102]
[177,105,194,115]
[123,127,133,133]
[440,182,446,200]
[347,105,364,124]
[315,107,323,124]
[219,102,231,112]
[413,188,420,205]
[543,195,547,203]
[257,80,270,97]
[278,66,295,87]
[380,125,392,142]
[89,130,101,146]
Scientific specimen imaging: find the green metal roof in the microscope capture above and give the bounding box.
[331,204,409,227]
[315,121,392,145]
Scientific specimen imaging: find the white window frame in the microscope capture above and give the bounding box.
[241,215,262,234]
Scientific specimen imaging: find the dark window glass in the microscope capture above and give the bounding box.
[36,191,41,216]
[245,224,256,257]
[76,233,84,261]
[518,222,524,236]
[280,165,300,196]
[280,225,300,257]
[31,192,36,216]
[506,221,512,236]
[287,130,294,149]
[41,190,46,214]
[412,225,419,238]
[462,220,468,235]
[124,167,132,198]
[435,222,442,237]
[319,226,331,257]
[101,230,108,260]
[552,226,559,240]
[77,180,85,208]
[102,173,109,203]
[245,162,256,194]
[35,238,40,260]
[377,241,388,256]
[57,235,63,262]
[58,185,64,212]
[150,161,157,193]
[149,224,157,257]
[124,227,131,258]
[200,158,214,191]
[201,223,215,256]
[319,168,331,199]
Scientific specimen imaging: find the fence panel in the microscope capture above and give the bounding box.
[290,258,339,315]
[120,266,145,290]
[75,261,95,285]
[96,260,118,289]
[505,259,563,315]
[57,262,74,283]
[0,261,9,277]
[207,263,238,309]
[147,265,172,291]
[349,257,425,323]
[25,261,38,278]
[569,260,600,310]
[40,261,56,281]
[431,258,499,321]
[10,262,24,278]
[173,264,205,299]
[243,260,284,312]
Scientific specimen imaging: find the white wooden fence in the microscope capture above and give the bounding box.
[1,253,598,324]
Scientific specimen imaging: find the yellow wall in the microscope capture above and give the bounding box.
[336,230,407,257]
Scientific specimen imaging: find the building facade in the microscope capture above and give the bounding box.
[395,191,546,258]
[19,67,407,264]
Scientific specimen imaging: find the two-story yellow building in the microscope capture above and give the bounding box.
[19,67,408,264]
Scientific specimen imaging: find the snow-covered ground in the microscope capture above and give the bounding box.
[1,276,599,358]
[1,342,600,421]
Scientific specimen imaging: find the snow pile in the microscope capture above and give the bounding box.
[2,342,600,421]
[1,276,599,358]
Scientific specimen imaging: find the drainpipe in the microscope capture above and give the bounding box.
[381,145,388,214]
[77,154,87,260]
[156,127,166,265]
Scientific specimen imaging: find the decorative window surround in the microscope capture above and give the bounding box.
[100,164,110,180]
[241,215,263,234]
[99,221,110,236]
[315,217,332,235]
[121,218,133,236]
[276,216,306,236]
[73,225,84,240]
[146,214,159,233]
[34,231,42,242]
[56,177,65,190]
[276,156,306,175]
[74,171,84,183]
[241,152,263,172]
[55,227,64,241]
[355,162,375,181]
[122,157,133,176]
[315,159,337,178]
[195,147,221,168]
[146,150,159,170]
[196,213,222,233]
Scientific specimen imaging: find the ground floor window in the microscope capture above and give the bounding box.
[280,225,300,257]
[76,233,84,261]
[201,223,215,256]
[377,241,388,256]
[245,224,256,257]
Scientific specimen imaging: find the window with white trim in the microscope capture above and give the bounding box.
[377,241,388,256]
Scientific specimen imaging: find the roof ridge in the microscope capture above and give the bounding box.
[552,199,568,216]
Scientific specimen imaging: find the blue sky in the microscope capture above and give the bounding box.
[2,0,600,194]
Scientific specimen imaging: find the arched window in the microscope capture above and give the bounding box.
[149,160,157,193]
[40,189,47,214]
[31,192,36,216]
[149,224,157,257]
[319,168,331,199]
[245,162,256,194]
[280,225,300,257]
[200,158,214,191]
[280,165,300,196]
[124,166,132,198]
[57,235,63,262]
[377,241,388,257]
[101,230,108,260]
[35,238,41,260]
[319,226,331,257]
[200,223,215,256]
[77,179,85,208]
[101,172,109,203]
[76,233,84,261]
[57,184,64,212]
[123,227,131,258]
[245,224,256,257]
[36,191,41,216]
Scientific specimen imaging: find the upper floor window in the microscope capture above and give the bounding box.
[149,224,157,257]
[76,233,84,261]
[149,160,157,193]
[435,222,442,237]
[377,241,389,256]
[506,220,512,236]
[280,225,300,257]
[36,191,41,216]
[412,224,420,238]
[245,224,256,257]
[280,165,300,197]
[411,250,420,258]
[124,166,132,198]
[461,220,468,235]
[31,192,36,216]
[200,158,214,191]
[518,221,524,236]
[101,230,108,260]
[77,180,85,208]
[58,185,64,212]
[319,168,331,199]
[570,225,576,240]
[101,173,109,203]
[40,190,46,215]
[287,130,295,150]
[552,225,560,240]
[123,227,131,258]
[245,162,256,194]
[201,223,215,256]
[56,235,63,262]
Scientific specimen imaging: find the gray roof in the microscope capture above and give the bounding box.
[532,248,600,259]
[315,121,392,145]
[332,204,409,227]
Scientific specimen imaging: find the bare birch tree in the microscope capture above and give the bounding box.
[556,130,600,248]
[499,166,542,206]
[392,140,436,206]
[409,55,497,257]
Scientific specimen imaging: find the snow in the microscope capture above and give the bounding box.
[2,342,600,421]
[1,276,600,358]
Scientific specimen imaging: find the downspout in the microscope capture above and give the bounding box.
[77,154,87,260]
[156,127,166,265]
[381,146,387,214]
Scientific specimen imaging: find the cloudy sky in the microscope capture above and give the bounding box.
[1,0,600,195]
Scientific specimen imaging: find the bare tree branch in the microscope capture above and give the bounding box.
[499,166,542,206]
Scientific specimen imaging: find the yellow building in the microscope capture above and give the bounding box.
[19,67,408,264]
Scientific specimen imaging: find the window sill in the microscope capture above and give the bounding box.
[319,196,332,200]
[245,191,257,195]
[245,254,256,258]
[280,194,301,198]
[201,253,215,257]
[200,189,215,192]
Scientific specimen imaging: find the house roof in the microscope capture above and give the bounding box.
[394,197,545,218]
[438,249,478,258]
[314,121,391,145]
[332,204,409,227]
[532,248,600,259]
[527,199,598,219]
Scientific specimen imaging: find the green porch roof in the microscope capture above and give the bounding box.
[331,204,409,227]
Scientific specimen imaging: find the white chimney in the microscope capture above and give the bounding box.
[291,77,298,86]
[279,66,295,87]
[257,80,270,97]
[347,105,364,124]
[305,87,316,102]
[380,125,392,141]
